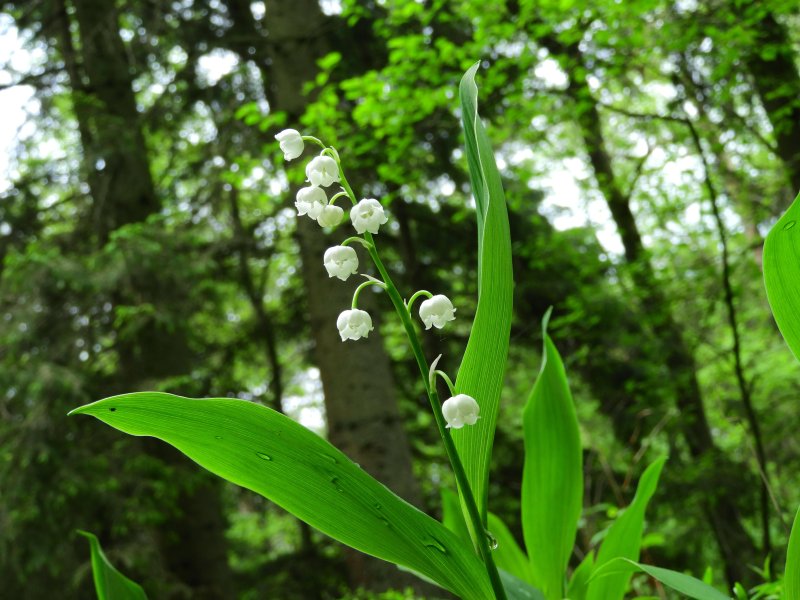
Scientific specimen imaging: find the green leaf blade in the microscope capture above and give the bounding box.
[71,393,493,599]
[763,191,800,361]
[454,62,514,522]
[586,457,667,600]
[591,558,730,600]
[521,314,583,600]
[78,531,148,600]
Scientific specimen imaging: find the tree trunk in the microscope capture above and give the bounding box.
[540,32,760,587]
[65,1,234,596]
[737,3,800,193]
[224,0,431,592]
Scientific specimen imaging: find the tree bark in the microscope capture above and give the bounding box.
[737,3,800,193]
[224,0,431,592]
[540,31,759,587]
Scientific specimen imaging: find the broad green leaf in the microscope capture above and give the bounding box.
[441,487,472,545]
[70,393,493,599]
[77,530,147,600]
[500,569,547,600]
[590,558,730,600]
[488,512,532,584]
[522,309,583,600]
[453,62,514,522]
[787,507,800,600]
[586,457,667,600]
[763,191,800,362]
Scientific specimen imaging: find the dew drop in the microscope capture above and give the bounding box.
[318,453,338,465]
[422,536,447,554]
[109,408,116,412]
[373,502,382,510]
[214,436,223,440]
[329,476,344,492]
[784,220,797,231]
[379,517,391,527]
[485,530,498,551]
[255,452,273,461]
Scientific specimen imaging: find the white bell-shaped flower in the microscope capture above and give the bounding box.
[275,129,304,160]
[350,198,388,234]
[419,294,456,330]
[295,186,326,219]
[324,246,359,281]
[442,394,480,429]
[316,204,344,228]
[306,155,340,187]
[337,309,373,341]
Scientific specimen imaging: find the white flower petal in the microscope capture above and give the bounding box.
[336,309,373,341]
[350,198,388,235]
[275,129,304,160]
[324,246,359,281]
[306,156,340,187]
[317,204,344,228]
[419,294,456,330]
[442,394,480,429]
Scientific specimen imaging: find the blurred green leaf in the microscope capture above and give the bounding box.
[586,457,667,600]
[521,309,583,599]
[453,62,514,522]
[787,507,800,600]
[441,488,472,545]
[763,191,800,362]
[566,553,594,600]
[590,558,730,600]
[488,512,532,584]
[71,393,493,599]
[500,569,546,600]
[77,530,147,600]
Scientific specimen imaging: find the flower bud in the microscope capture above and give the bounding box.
[442,394,480,429]
[350,198,388,235]
[275,129,304,161]
[316,204,344,228]
[306,155,340,187]
[324,246,359,281]
[336,309,373,341]
[419,294,456,330]
[295,186,326,219]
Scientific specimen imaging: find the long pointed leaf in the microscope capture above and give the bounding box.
[70,393,493,599]
[78,530,147,600]
[590,558,730,600]
[453,62,513,522]
[787,507,800,600]
[521,310,583,600]
[586,457,667,600]
[763,191,800,361]
[566,553,595,600]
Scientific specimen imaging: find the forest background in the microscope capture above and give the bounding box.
[1,0,799,598]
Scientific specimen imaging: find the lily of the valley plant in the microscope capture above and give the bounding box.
[71,65,800,600]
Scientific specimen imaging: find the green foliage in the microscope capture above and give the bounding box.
[521,310,583,599]
[487,512,530,585]
[78,531,147,600]
[70,393,493,599]
[452,62,514,521]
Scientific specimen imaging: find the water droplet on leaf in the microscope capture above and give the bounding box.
[255,452,272,461]
[422,536,447,554]
[784,220,797,231]
[485,530,498,550]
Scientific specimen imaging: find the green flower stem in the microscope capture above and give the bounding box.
[351,279,385,309]
[331,150,506,599]
[301,135,326,148]
[329,191,350,205]
[341,236,373,250]
[406,289,433,312]
[434,370,457,397]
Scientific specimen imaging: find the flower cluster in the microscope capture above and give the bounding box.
[275,128,477,426]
